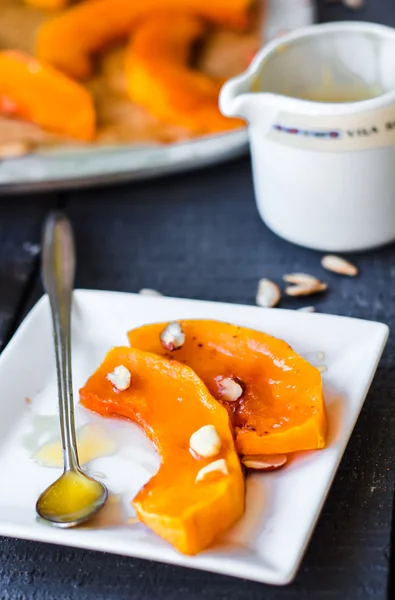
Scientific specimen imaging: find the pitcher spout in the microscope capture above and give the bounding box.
[219,41,286,125]
[219,71,253,121]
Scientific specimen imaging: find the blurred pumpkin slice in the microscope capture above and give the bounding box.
[125,15,245,134]
[36,0,252,80]
[24,0,69,10]
[0,51,95,141]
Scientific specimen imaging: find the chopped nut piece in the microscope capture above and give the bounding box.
[256,278,281,308]
[159,321,185,351]
[321,255,358,277]
[0,141,34,160]
[241,454,287,471]
[285,281,327,297]
[138,288,163,296]
[195,458,228,483]
[283,273,319,285]
[106,365,131,391]
[189,424,222,459]
[298,306,316,313]
[316,365,328,374]
[343,0,364,8]
[217,376,244,402]
[325,0,364,7]
[23,242,41,257]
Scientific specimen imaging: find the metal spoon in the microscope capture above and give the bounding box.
[36,212,107,527]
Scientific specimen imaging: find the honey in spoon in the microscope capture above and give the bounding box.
[37,470,106,526]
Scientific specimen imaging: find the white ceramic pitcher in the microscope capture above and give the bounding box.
[220,22,395,252]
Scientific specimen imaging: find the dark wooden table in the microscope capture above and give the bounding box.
[1,2,395,599]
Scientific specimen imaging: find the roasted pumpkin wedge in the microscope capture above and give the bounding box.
[0,51,95,141]
[128,320,327,455]
[37,0,252,79]
[125,15,244,134]
[25,0,69,10]
[79,347,245,555]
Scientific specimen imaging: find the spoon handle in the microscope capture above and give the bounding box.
[42,212,79,472]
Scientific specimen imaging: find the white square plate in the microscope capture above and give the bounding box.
[0,290,388,585]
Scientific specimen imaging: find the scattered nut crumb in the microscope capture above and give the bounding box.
[325,0,364,6]
[316,365,328,374]
[0,141,34,159]
[23,242,41,257]
[25,397,31,404]
[316,351,325,361]
[343,0,364,8]
[195,458,228,483]
[286,281,328,297]
[283,273,319,285]
[256,278,281,308]
[190,424,222,459]
[138,288,163,297]
[321,255,358,277]
[160,321,185,351]
[217,376,244,402]
[107,365,131,391]
[241,454,287,471]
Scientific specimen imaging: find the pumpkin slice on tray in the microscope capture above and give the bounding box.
[0,51,95,141]
[127,320,327,456]
[37,0,252,79]
[79,347,245,555]
[25,0,69,10]
[125,14,245,134]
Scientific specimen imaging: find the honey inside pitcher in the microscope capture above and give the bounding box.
[296,69,383,103]
[252,31,390,105]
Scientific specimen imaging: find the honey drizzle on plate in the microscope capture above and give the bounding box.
[32,423,117,468]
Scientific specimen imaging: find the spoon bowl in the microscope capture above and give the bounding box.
[36,469,108,527]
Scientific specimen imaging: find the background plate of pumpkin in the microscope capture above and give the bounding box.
[0,0,314,193]
[0,290,387,584]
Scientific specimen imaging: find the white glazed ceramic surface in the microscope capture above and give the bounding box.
[0,0,314,194]
[0,290,388,585]
[220,22,395,252]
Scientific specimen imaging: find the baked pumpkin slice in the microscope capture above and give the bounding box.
[127,320,327,456]
[36,0,252,80]
[125,15,245,134]
[25,0,69,10]
[79,347,245,555]
[0,51,95,141]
